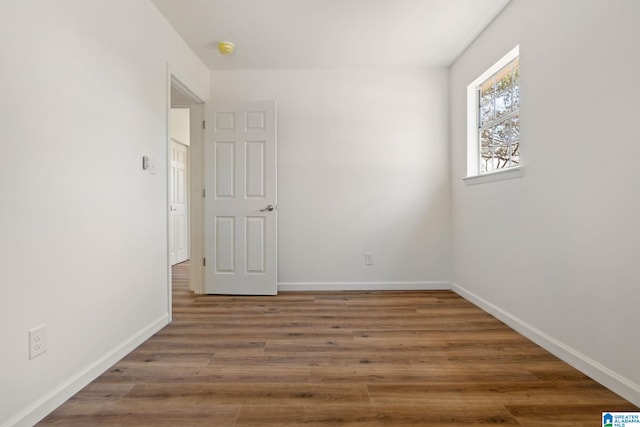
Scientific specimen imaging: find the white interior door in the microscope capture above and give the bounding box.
[205,101,277,295]
[169,141,189,265]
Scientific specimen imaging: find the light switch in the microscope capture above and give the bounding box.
[148,157,157,175]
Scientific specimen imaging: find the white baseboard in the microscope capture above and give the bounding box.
[278,281,451,292]
[4,314,169,427]
[451,282,640,407]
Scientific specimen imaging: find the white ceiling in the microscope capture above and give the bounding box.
[151,0,511,69]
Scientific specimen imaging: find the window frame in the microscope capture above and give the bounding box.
[464,45,522,185]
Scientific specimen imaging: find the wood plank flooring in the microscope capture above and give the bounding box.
[39,262,638,426]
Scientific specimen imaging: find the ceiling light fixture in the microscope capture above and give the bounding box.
[218,41,235,55]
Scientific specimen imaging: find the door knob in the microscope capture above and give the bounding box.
[260,204,275,212]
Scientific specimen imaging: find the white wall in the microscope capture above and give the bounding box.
[0,1,209,425]
[170,108,190,146]
[450,0,640,405]
[211,69,451,288]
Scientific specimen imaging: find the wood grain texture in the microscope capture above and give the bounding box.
[39,261,638,426]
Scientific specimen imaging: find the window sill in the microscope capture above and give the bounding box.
[463,166,523,186]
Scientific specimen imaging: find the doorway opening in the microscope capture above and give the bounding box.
[169,100,190,267]
[168,75,205,319]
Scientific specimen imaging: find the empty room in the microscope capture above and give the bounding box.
[1,0,639,426]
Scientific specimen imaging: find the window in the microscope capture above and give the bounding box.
[479,57,519,173]
[465,46,521,183]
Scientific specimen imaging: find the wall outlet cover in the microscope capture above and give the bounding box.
[29,324,47,359]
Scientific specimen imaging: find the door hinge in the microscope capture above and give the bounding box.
[202,120,206,130]
[203,258,206,267]
[202,189,206,198]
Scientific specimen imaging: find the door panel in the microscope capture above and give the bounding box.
[245,141,265,198]
[246,216,266,273]
[215,217,235,273]
[205,101,277,295]
[215,142,235,198]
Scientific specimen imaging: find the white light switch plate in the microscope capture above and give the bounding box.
[148,157,157,175]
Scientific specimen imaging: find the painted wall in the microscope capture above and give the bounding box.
[211,69,451,288]
[0,1,209,425]
[450,0,640,405]
[170,108,190,146]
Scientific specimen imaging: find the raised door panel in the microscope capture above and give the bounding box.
[215,142,235,199]
[215,217,235,273]
[246,217,266,273]
[245,141,265,199]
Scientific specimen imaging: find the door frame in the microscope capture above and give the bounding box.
[166,66,207,321]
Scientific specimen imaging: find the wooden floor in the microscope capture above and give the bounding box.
[40,261,637,426]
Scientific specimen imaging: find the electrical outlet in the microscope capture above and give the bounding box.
[29,324,47,359]
[364,252,374,265]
